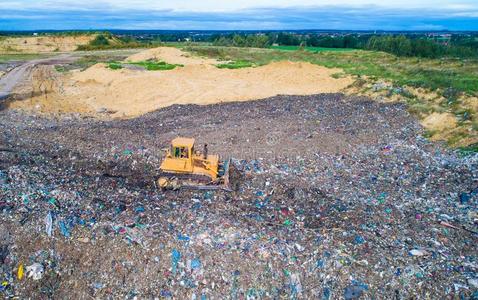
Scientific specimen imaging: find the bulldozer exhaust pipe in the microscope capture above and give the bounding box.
[203,144,208,160]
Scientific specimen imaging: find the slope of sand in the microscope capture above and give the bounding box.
[125,47,220,65]
[9,47,354,117]
[0,35,95,53]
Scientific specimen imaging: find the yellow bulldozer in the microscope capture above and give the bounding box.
[157,137,231,190]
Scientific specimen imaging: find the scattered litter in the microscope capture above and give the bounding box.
[0,94,476,298]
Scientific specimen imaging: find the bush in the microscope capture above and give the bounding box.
[216,60,255,69]
[107,62,123,70]
[127,60,182,71]
[90,35,110,47]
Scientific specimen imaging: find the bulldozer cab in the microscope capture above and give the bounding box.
[171,144,191,159]
[162,137,195,173]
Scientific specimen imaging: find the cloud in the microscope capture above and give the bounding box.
[0,3,476,30]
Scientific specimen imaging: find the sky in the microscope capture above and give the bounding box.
[0,0,477,31]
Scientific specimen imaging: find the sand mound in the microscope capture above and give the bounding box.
[125,47,219,65]
[0,35,95,53]
[9,47,353,117]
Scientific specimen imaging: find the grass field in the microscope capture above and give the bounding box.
[106,60,182,71]
[216,60,256,69]
[185,46,478,94]
[270,45,355,52]
[184,45,478,148]
[128,60,183,70]
[107,61,123,70]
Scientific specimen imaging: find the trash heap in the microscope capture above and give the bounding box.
[0,93,477,299]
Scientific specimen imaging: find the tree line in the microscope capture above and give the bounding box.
[366,35,477,58]
[211,32,478,59]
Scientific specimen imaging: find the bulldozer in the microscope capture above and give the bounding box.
[157,137,231,191]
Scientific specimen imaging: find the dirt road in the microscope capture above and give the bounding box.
[0,54,75,100]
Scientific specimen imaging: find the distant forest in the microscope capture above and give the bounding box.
[131,30,478,59]
[210,32,478,59]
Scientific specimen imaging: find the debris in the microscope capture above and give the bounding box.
[26,263,44,280]
[469,278,478,289]
[371,82,389,92]
[354,235,365,245]
[409,249,429,256]
[172,248,181,275]
[289,273,303,297]
[439,221,460,230]
[459,192,471,204]
[17,264,23,280]
[191,258,201,270]
[58,220,70,238]
[45,212,53,237]
[344,285,364,299]
[77,237,89,243]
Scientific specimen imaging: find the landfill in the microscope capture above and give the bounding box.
[0,93,477,299]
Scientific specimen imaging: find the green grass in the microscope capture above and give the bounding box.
[216,60,255,69]
[457,143,478,156]
[107,62,123,70]
[184,46,478,94]
[61,54,132,71]
[127,60,183,71]
[77,42,157,51]
[104,60,183,71]
[270,45,355,52]
[54,65,67,72]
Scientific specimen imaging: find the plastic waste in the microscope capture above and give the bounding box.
[26,263,44,280]
[172,248,181,275]
[58,220,70,237]
[45,212,53,237]
[191,258,201,270]
[17,264,23,280]
[409,249,429,256]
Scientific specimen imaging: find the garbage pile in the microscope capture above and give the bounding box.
[0,93,477,299]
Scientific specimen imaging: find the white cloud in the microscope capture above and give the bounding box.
[0,0,476,30]
[1,0,477,12]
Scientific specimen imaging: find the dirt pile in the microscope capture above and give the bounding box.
[0,35,95,53]
[1,94,477,298]
[8,47,353,117]
[125,47,219,65]
[0,35,94,53]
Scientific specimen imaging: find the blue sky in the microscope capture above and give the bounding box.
[0,0,477,31]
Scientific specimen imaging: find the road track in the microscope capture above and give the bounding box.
[0,54,75,100]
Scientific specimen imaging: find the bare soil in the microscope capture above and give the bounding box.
[0,35,94,53]
[7,47,353,118]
